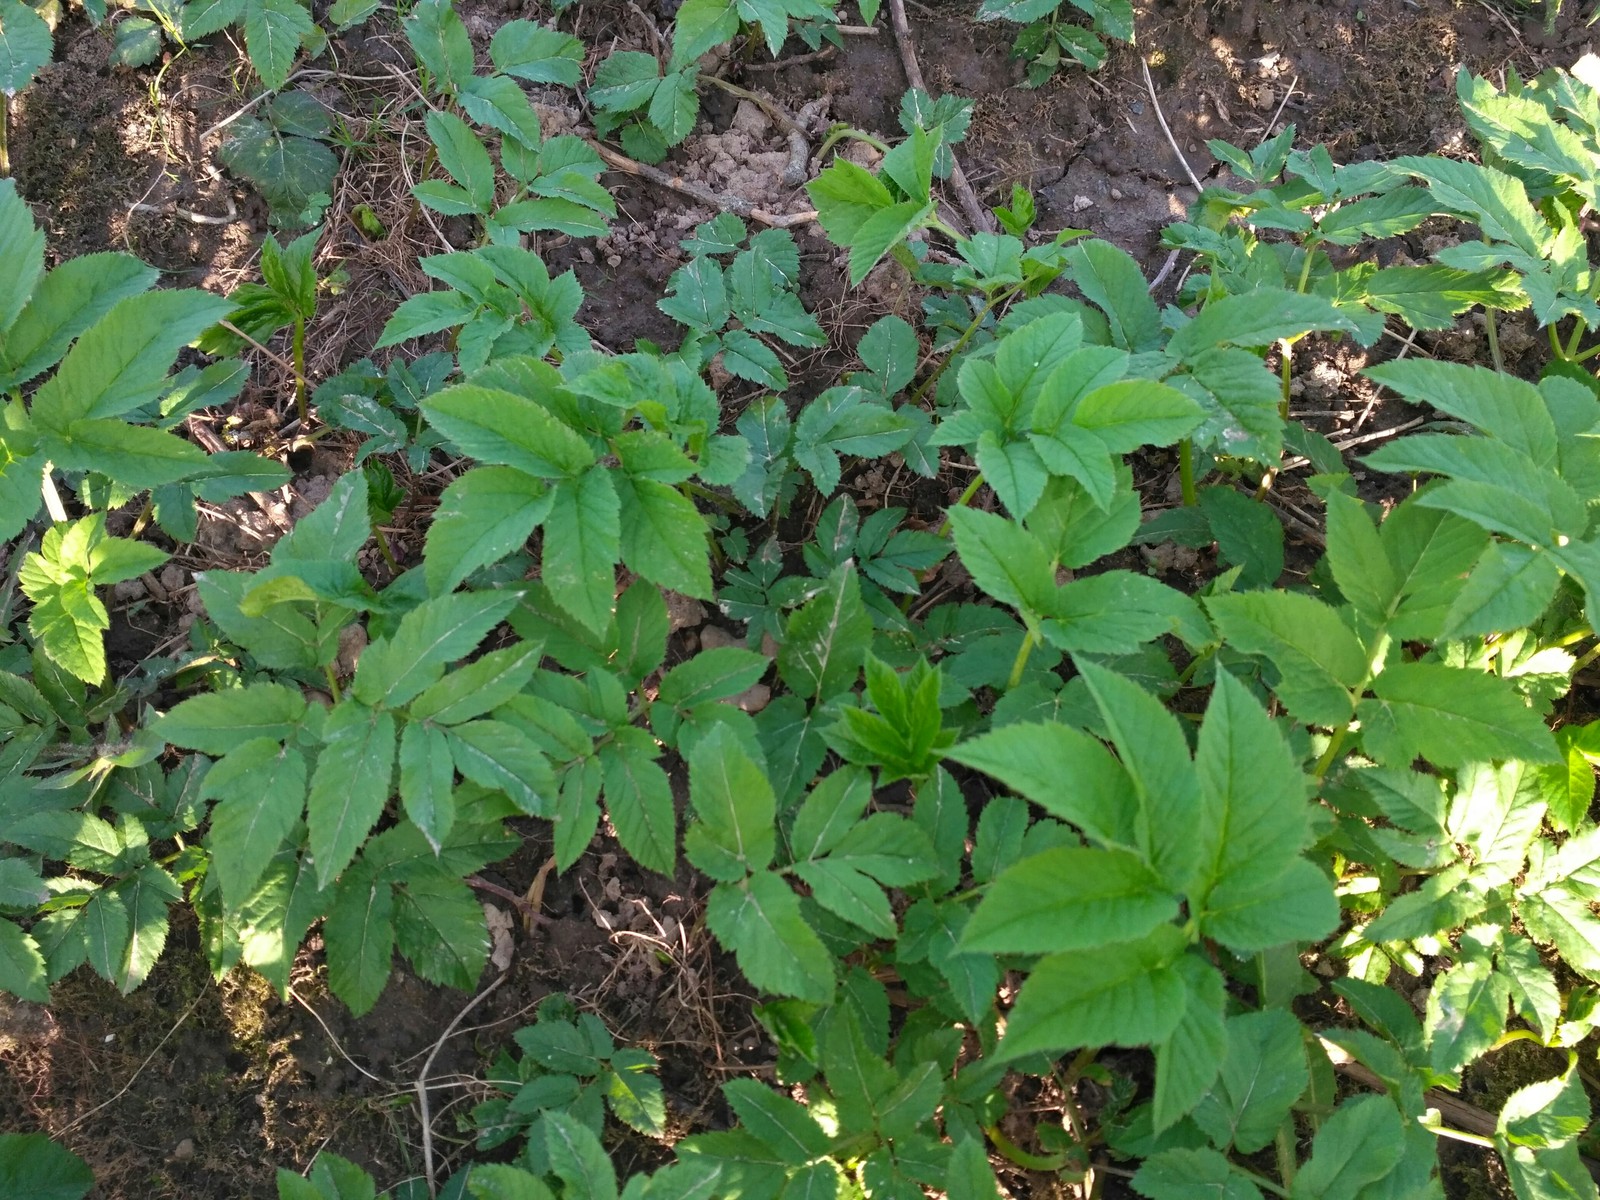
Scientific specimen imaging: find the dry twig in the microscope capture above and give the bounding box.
[417,971,511,1197]
[1140,58,1205,192]
[884,0,995,234]
[587,139,819,227]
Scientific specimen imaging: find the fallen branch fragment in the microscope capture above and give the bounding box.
[885,0,995,235]
[1141,57,1205,192]
[587,139,819,227]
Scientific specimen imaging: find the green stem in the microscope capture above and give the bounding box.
[1178,440,1198,506]
[293,316,308,424]
[1295,240,1318,294]
[983,1125,1073,1173]
[814,124,891,160]
[1174,645,1216,688]
[1572,640,1600,676]
[1567,319,1588,360]
[40,465,68,524]
[909,284,1022,407]
[1422,1123,1496,1150]
[1006,627,1037,690]
[0,96,9,177]
[936,473,985,538]
[1547,320,1563,364]
[1575,341,1600,363]
[1274,1119,1298,1190]
[1312,724,1349,782]
[373,528,400,575]
[323,663,343,702]
[1279,340,1293,420]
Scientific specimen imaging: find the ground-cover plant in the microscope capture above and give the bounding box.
[975,0,1134,83]
[15,13,1600,1200]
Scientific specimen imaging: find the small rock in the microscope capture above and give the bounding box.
[160,564,185,593]
[730,99,770,137]
[606,254,622,268]
[727,682,771,714]
[1109,187,1123,201]
[1072,195,1094,212]
[336,623,367,677]
[113,578,146,603]
[663,592,708,632]
[172,1138,195,1163]
[698,625,740,651]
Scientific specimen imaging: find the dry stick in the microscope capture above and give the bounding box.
[1260,73,1300,143]
[288,986,388,1085]
[743,44,837,71]
[586,139,819,227]
[885,0,995,235]
[1140,58,1205,193]
[417,970,511,1198]
[54,989,209,1137]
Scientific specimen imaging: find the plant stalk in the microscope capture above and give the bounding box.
[936,473,986,538]
[293,316,309,424]
[1178,440,1197,506]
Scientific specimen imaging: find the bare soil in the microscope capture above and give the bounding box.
[4,1,1597,1195]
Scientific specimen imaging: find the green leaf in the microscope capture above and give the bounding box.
[848,200,934,285]
[1199,487,1284,590]
[352,590,520,708]
[1076,662,1200,893]
[685,725,775,880]
[1443,542,1561,639]
[447,719,555,815]
[1133,1149,1263,1200]
[1072,379,1203,452]
[707,870,833,1002]
[30,290,233,429]
[205,739,307,908]
[1498,1062,1590,1150]
[1199,858,1339,953]
[1170,289,1361,360]
[945,721,1137,849]
[946,506,1056,616]
[545,1112,618,1200]
[307,705,397,887]
[1192,670,1312,890]
[423,466,552,597]
[409,643,541,726]
[0,1133,95,1200]
[394,871,487,989]
[601,739,676,876]
[1192,1009,1308,1154]
[420,385,595,479]
[618,475,711,598]
[1000,926,1189,1058]
[1289,1095,1405,1200]
[1153,957,1228,1132]
[1205,591,1367,726]
[543,467,621,635]
[425,110,497,212]
[490,20,584,85]
[724,1078,832,1164]
[0,920,48,1003]
[0,251,154,390]
[962,847,1176,954]
[777,562,873,702]
[0,181,43,345]
[1066,239,1163,352]
[244,0,314,92]
[114,863,177,993]
[0,0,51,99]
[325,867,394,1016]
[1358,662,1558,768]
[1390,154,1548,260]
[1425,956,1510,1077]
[1365,359,1558,468]
[52,419,208,491]
[157,682,308,753]
[398,721,455,852]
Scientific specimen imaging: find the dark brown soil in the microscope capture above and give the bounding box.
[4,1,1595,1196]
